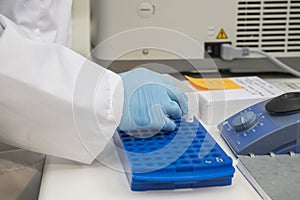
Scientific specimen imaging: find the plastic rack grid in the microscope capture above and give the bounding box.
[113,117,235,191]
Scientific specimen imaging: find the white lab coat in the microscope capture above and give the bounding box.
[0,1,124,199]
[0,0,73,47]
[0,1,124,164]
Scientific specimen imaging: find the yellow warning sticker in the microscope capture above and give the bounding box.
[216,28,228,39]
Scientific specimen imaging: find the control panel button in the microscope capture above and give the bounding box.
[231,111,258,132]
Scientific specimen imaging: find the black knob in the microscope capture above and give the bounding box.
[265,92,300,115]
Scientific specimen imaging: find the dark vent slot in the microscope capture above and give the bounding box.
[291,0,300,3]
[263,12,287,15]
[288,43,300,46]
[290,17,300,20]
[263,17,287,20]
[289,27,300,31]
[237,28,260,32]
[237,39,259,42]
[263,28,286,31]
[287,49,300,52]
[288,38,300,41]
[263,6,288,9]
[239,17,261,21]
[289,33,300,36]
[263,23,286,26]
[290,11,300,15]
[289,22,300,25]
[238,7,261,10]
[237,23,260,26]
[262,39,285,42]
[237,45,259,48]
[238,12,260,16]
[290,6,300,9]
[264,1,288,4]
[238,1,262,5]
[262,44,285,47]
[237,34,259,37]
[262,33,285,36]
[264,49,285,52]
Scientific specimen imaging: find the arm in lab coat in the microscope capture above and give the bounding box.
[0,15,124,164]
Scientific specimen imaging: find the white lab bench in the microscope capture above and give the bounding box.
[37,77,300,200]
[37,126,261,200]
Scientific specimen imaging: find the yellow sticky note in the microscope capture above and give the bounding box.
[185,76,243,91]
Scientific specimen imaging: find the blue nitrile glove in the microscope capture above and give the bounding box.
[118,68,188,132]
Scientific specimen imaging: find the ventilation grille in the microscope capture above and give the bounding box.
[236,0,300,53]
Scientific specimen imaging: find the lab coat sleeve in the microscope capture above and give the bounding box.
[0,15,124,164]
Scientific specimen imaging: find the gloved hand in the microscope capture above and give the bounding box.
[118,68,188,132]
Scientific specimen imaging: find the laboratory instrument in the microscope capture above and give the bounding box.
[218,92,300,156]
[91,0,300,73]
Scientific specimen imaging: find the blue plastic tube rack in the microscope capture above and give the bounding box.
[113,117,235,191]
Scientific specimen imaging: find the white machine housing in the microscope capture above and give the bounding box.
[91,0,300,69]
